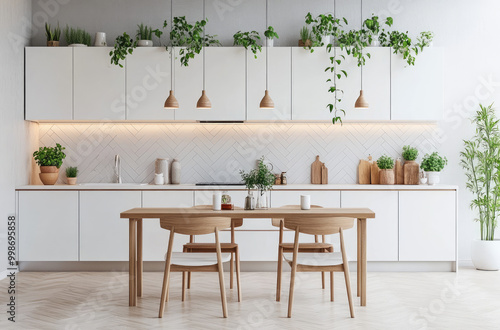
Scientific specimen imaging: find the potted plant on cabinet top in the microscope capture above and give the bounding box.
[65,166,78,185]
[305,12,343,47]
[299,26,313,47]
[64,26,91,47]
[33,143,66,185]
[461,104,500,270]
[45,22,61,47]
[377,155,395,185]
[402,145,419,185]
[136,23,163,47]
[263,26,279,47]
[421,152,447,185]
[233,30,262,59]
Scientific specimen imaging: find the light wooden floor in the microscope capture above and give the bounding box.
[1,267,499,329]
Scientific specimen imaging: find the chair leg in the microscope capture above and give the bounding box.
[235,246,242,302]
[287,262,297,318]
[217,262,228,318]
[230,253,234,290]
[322,272,325,289]
[276,246,283,302]
[182,272,186,302]
[187,272,191,289]
[330,272,334,302]
[344,267,355,318]
[159,262,171,318]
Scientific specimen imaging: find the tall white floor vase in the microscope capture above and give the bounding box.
[471,239,500,271]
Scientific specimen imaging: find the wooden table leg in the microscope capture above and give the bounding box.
[137,219,143,298]
[357,219,361,297]
[360,218,367,306]
[129,219,137,306]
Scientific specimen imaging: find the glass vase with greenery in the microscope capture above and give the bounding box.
[240,156,275,209]
[460,104,499,241]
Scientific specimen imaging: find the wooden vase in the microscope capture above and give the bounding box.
[39,166,59,185]
[403,161,420,185]
[379,169,395,185]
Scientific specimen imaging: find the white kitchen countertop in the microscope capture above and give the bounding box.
[16,183,459,191]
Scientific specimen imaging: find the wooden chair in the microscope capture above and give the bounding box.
[182,205,242,302]
[283,216,355,318]
[159,216,232,318]
[273,205,334,301]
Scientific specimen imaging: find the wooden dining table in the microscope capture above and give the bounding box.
[120,207,375,307]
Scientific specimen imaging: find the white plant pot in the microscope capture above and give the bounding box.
[69,44,87,47]
[321,35,332,46]
[426,171,441,185]
[370,39,380,47]
[471,239,500,271]
[137,40,153,47]
[266,38,274,47]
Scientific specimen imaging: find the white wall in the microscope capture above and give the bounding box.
[0,0,36,279]
[28,0,500,262]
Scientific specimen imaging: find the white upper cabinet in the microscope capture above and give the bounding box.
[25,47,73,120]
[391,47,443,121]
[292,47,334,121]
[73,47,126,120]
[126,48,174,120]
[247,48,292,121]
[341,47,391,121]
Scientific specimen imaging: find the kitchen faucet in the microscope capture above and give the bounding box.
[114,154,122,184]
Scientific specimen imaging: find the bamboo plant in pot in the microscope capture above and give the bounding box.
[460,104,500,270]
[377,155,395,185]
[421,152,447,185]
[33,143,66,185]
[65,166,78,185]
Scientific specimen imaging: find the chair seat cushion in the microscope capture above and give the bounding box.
[280,242,333,250]
[283,252,345,266]
[166,252,232,266]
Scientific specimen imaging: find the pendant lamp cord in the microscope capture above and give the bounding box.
[170,0,174,91]
[360,0,363,90]
[203,0,206,90]
[265,0,269,90]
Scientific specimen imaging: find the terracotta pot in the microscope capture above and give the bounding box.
[298,39,312,47]
[39,166,59,185]
[66,177,77,185]
[379,169,395,185]
[47,40,59,47]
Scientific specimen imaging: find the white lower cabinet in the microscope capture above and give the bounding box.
[79,191,141,261]
[341,191,399,261]
[19,191,79,261]
[142,191,194,260]
[399,191,456,261]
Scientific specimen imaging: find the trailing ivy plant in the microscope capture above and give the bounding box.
[233,30,262,59]
[136,23,163,41]
[264,26,279,40]
[305,12,345,50]
[460,104,500,241]
[377,155,394,170]
[110,32,137,68]
[166,16,221,67]
[33,143,66,168]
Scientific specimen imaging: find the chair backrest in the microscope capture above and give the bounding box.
[283,217,354,235]
[160,217,231,235]
[194,204,243,227]
[271,205,323,227]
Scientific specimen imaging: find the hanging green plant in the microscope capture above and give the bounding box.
[233,30,262,59]
[109,32,137,68]
[166,16,221,67]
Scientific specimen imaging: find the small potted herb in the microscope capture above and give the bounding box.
[421,152,447,185]
[65,166,79,185]
[136,23,163,47]
[64,26,91,47]
[33,143,66,185]
[299,26,313,47]
[45,23,61,47]
[377,155,395,185]
[233,30,262,59]
[402,145,419,185]
[263,26,279,47]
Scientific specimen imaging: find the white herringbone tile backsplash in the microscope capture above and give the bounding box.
[38,123,440,184]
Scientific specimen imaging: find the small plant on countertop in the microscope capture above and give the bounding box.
[136,23,163,41]
[402,145,418,161]
[233,30,262,59]
[110,32,137,68]
[45,22,61,42]
[239,156,275,194]
[64,26,91,46]
[421,152,447,172]
[240,168,257,193]
[264,26,279,40]
[33,143,66,168]
[66,166,78,178]
[377,155,394,170]
[300,26,313,46]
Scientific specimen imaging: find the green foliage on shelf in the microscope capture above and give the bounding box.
[264,26,279,40]
[136,23,163,41]
[45,22,61,41]
[64,26,91,46]
[109,32,137,68]
[233,30,262,59]
[65,166,78,178]
[377,155,394,170]
[33,143,66,168]
[421,152,447,172]
[460,104,500,241]
[299,26,312,43]
[402,145,419,161]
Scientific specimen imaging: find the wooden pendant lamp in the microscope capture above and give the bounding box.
[197,0,212,109]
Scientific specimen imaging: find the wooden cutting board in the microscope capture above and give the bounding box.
[371,161,380,184]
[358,157,371,184]
[311,155,323,184]
[321,164,328,184]
[395,159,404,184]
